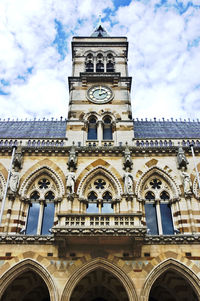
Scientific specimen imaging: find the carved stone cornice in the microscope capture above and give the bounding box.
[0,234,54,244]
[0,142,200,156]
[144,234,200,244]
[52,227,146,236]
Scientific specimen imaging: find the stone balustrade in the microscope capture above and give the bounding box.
[52,213,146,236]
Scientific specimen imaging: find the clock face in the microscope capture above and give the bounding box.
[87,86,113,104]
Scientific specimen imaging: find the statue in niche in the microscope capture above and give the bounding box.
[123,143,133,171]
[66,171,75,194]
[177,147,188,170]
[8,170,20,193]
[123,169,134,194]
[182,171,192,195]
[67,143,77,172]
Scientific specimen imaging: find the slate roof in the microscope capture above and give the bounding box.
[0,120,67,139]
[0,119,200,140]
[91,25,109,38]
[134,120,200,139]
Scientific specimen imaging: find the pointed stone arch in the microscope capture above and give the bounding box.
[61,257,138,301]
[0,258,58,301]
[135,166,180,200]
[0,163,7,200]
[140,257,200,301]
[77,165,123,199]
[19,159,65,198]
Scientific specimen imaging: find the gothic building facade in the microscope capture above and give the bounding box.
[0,24,200,301]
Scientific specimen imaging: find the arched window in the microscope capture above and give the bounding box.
[102,191,113,213]
[144,177,174,235]
[87,191,98,213]
[41,191,55,235]
[103,116,112,140]
[96,54,104,72]
[88,116,97,140]
[85,53,94,72]
[106,53,115,72]
[26,176,55,235]
[86,176,114,214]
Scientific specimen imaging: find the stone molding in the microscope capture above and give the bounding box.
[140,257,200,301]
[135,165,181,199]
[0,258,58,301]
[61,257,138,301]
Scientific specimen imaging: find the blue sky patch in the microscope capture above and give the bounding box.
[53,19,69,60]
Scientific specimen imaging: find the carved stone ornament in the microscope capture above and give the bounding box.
[66,171,75,194]
[8,170,20,200]
[123,144,133,171]
[123,171,134,195]
[182,171,192,196]
[192,176,200,199]
[67,144,77,171]
[177,147,188,170]
[13,146,23,171]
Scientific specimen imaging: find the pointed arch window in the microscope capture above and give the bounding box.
[26,176,56,235]
[88,116,97,140]
[85,53,94,72]
[144,177,174,235]
[103,116,112,140]
[86,176,114,214]
[106,53,115,72]
[96,54,104,72]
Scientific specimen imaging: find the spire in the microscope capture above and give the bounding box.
[91,14,109,38]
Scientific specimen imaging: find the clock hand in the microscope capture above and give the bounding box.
[99,91,107,96]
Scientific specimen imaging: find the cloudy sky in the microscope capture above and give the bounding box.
[0,0,200,121]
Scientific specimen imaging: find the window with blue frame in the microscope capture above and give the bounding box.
[88,116,97,140]
[86,176,114,214]
[103,116,112,140]
[26,177,56,235]
[144,177,174,235]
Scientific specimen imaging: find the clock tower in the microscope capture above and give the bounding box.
[67,23,133,146]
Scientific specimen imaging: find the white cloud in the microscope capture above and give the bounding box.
[0,0,199,120]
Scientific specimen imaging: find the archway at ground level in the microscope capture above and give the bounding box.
[70,268,129,301]
[149,269,198,301]
[1,270,50,301]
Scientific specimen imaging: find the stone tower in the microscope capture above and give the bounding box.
[67,23,133,146]
[0,21,200,301]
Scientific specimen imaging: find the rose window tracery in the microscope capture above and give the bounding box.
[85,175,114,213]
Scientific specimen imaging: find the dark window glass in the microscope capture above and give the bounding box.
[26,203,40,235]
[103,191,112,201]
[41,203,55,235]
[160,204,174,234]
[106,62,114,72]
[41,191,55,235]
[103,127,112,140]
[96,62,104,72]
[88,191,97,201]
[86,62,94,72]
[145,204,158,235]
[88,117,97,140]
[103,117,112,140]
[160,191,170,201]
[145,191,155,201]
